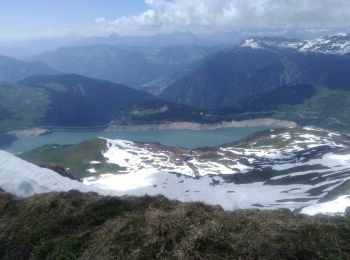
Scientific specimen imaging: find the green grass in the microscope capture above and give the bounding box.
[272,87,350,132]
[32,238,54,260]
[53,236,86,260]
[20,138,121,179]
[0,83,50,132]
[1,191,350,259]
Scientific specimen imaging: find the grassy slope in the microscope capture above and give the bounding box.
[0,83,50,131]
[0,75,203,132]
[20,138,121,179]
[0,191,350,259]
[272,87,350,131]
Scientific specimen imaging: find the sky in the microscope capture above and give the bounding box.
[0,0,148,39]
[1,0,350,40]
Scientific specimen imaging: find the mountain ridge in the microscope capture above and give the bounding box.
[26,44,218,89]
[240,33,350,55]
[0,74,199,132]
[159,33,350,131]
[0,54,58,83]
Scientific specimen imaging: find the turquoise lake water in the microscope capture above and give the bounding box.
[4,126,272,154]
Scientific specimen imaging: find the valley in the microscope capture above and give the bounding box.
[2,3,350,258]
[2,33,350,216]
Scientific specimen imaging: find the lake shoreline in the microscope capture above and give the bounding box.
[106,118,297,132]
[7,128,52,138]
[3,118,297,135]
[1,118,297,152]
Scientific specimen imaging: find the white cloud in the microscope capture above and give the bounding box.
[94,0,350,35]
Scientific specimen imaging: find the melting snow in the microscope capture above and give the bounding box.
[0,150,103,197]
[301,195,350,216]
[240,34,350,55]
[1,126,350,216]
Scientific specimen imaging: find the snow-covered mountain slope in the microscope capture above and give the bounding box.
[0,150,102,197]
[2,127,350,215]
[240,33,350,55]
[241,37,303,51]
[82,127,350,215]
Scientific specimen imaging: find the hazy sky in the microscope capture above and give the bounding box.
[1,0,350,40]
[0,0,147,39]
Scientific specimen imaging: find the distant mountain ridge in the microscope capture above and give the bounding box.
[160,33,350,131]
[0,54,58,82]
[26,45,218,89]
[241,33,350,55]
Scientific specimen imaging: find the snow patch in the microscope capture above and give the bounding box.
[301,195,350,216]
[0,150,103,197]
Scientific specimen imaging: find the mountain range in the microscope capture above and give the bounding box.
[1,33,350,132]
[240,33,350,55]
[26,45,218,90]
[0,74,199,132]
[1,32,350,259]
[0,54,58,83]
[161,33,350,109]
[158,33,350,130]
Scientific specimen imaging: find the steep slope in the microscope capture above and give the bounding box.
[27,45,217,89]
[0,54,58,82]
[161,34,350,110]
[0,74,197,131]
[20,74,159,127]
[0,150,100,197]
[0,192,350,260]
[161,47,286,109]
[1,191,350,260]
[21,127,350,215]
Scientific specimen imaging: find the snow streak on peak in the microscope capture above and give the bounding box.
[240,37,302,50]
[240,33,350,55]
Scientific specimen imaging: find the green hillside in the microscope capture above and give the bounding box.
[20,138,120,179]
[0,74,199,132]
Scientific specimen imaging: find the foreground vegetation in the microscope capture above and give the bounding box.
[1,190,350,259]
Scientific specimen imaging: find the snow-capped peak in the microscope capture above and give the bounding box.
[299,33,350,55]
[240,37,302,50]
[240,33,350,55]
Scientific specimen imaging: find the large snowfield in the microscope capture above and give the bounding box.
[1,132,350,216]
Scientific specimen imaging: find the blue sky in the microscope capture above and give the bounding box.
[0,0,148,39]
[1,0,350,40]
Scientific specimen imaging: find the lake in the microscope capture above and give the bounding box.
[4,126,272,154]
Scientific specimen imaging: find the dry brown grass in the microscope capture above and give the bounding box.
[0,191,350,259]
